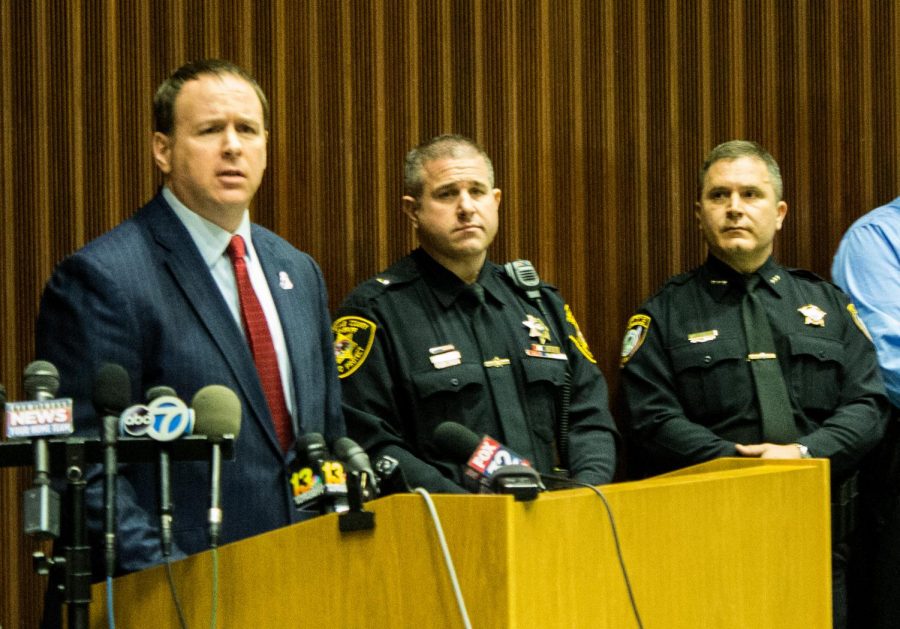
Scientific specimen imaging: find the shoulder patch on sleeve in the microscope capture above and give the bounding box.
[564,304,596,364]
[332,315,377,379]
[847,303,874,342]
[620,314,651,365]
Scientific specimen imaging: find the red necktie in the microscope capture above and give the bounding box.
[227,235,293,451]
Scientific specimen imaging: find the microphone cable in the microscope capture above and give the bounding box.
[164,557,190,629]
[413,487,473,629]
[210,548,219,629]
[541,474,644,629]
[106,577,116,629]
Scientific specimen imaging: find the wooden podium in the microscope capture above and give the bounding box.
[89,459,831,628]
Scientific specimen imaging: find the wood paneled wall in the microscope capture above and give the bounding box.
[2,1,898,625]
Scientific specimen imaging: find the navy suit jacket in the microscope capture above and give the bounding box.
[36,192,344,576]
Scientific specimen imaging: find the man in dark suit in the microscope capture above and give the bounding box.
[35,59,344,578]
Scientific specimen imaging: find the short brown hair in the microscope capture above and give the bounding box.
[699,140,783,200]
[403,134,495,201]
[153,59,269,134]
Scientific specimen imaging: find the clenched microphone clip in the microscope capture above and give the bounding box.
[489,464,543,502]
[339,469,375,533]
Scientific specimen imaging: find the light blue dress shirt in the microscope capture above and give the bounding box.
[832,197,900,407]
[163,187,296,417]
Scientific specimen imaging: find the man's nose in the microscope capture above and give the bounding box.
[726,191,743,213]
[458,191,475,215]
[223,127,242,155]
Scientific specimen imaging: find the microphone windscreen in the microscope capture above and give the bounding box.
[333,437,365,462]
[296,432,328,462]
[191,385,241,438]
[433,421,482,464]
[146,385,177,401]
[24,360,60,399]
[92,363,132,415]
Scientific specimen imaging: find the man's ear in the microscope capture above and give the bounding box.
[775,200,788,231]
[152,132,172,175]
[402,195,419,226]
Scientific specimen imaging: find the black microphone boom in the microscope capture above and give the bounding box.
[92,362,132,578]
[144,385,187,557]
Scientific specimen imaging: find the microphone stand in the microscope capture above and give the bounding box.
[338,471,375,533]
[63,440,91,629]
[1,435,235,629]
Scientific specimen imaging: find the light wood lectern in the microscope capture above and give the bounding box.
[88,458,831,628]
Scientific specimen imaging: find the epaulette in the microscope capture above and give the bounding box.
[630,269,698,307]
[784,267,850,294]
[665,269,697,287]
[785,267,828,283]
[343,258,418,304]
[646,268,696,296]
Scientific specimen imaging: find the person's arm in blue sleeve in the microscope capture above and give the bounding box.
[833,222,900,407]
[36,252,185,572]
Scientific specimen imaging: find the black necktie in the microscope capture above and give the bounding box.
[460,284,533,458]
[741,275,798,443]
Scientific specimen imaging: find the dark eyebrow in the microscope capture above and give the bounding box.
[432,183,459,195]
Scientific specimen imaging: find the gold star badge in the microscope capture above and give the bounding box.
[522,314,552,345]
[798,304,827,327]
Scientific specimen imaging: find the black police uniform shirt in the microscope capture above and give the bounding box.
[620,254,889,480]
[333,248,619,492]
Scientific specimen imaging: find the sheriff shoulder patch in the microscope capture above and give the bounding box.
[620,314,651,365]
[564,304,596,364]
[847,303,873,342]
[332,315,377,379]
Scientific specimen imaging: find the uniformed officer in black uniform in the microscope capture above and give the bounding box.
[620,140,890,629]
[333,134,618,493]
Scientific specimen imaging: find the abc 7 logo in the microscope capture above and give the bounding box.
[120,396,194,440]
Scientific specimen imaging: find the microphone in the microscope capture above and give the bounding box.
[372,454,411,496]
[333,437,378,501]
[191,385,241,548]
[22,361,64,538]
[91,363,132,578]
[145,386,191,557]
[291,433,348,514]
[432,422,544,501]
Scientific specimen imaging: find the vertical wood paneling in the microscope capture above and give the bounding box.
[3,2,900,626]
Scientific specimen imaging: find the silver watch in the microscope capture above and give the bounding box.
[796,443,812,459]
